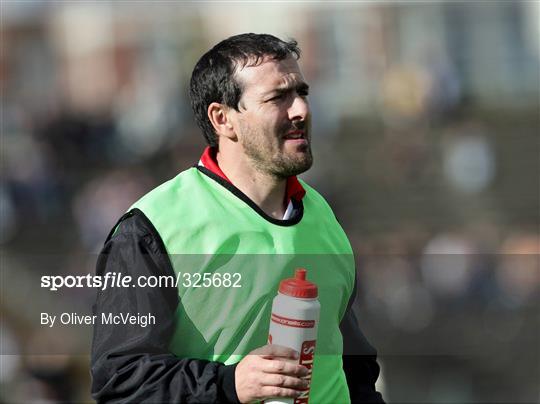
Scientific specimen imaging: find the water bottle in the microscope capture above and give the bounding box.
[266,268,320,404]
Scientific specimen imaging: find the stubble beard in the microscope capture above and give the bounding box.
[241,124,313,180]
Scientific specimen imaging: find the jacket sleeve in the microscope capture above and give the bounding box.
[340,276,385,403]
[90,209,240,403]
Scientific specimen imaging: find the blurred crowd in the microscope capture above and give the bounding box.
[1,2,539,403]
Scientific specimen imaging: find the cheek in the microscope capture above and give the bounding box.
[269,112,289,131]
[255,116,281,137]
[241,110,287,142]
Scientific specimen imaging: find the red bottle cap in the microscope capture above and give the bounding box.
[278,268,318,298]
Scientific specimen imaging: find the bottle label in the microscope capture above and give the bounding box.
[295,340,316,404]
[271,313,315,328]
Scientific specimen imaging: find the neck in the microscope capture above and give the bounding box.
[216,149,287,219]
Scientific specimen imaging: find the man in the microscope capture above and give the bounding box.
[91,33,384,403]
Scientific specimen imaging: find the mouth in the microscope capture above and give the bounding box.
[283,130,307,141]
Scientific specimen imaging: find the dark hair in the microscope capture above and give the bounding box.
[189,33,301,147]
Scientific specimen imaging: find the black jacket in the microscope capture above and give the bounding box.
[91,209,384,403]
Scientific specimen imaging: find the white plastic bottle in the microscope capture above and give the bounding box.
[266,268,320,404]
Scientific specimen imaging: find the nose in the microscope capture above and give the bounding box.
[288,94,310,122]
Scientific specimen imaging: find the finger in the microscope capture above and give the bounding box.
[261,359,309,377]
[260,385,303,399]
[262,373,309,390]
[254,344,299,359]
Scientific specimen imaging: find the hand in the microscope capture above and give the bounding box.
[235,344,309,403]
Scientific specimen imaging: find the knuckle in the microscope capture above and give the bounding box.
[279,388,294,397]
[274,361,285,372]
[271,387,282,396]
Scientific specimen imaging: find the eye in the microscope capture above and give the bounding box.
[298,89,309,98]
[268,93,285,102]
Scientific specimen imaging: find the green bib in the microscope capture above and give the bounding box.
[131,167,355,403]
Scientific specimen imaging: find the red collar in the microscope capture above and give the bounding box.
[199,146,306,203]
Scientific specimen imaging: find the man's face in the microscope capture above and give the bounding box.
[231,55,312,179]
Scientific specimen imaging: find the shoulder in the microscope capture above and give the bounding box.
[106,209,160,246]
[298,179,350,241]
[130,167,199,213]
[298,179,335,214]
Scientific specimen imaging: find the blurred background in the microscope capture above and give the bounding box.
[1,1,538,403]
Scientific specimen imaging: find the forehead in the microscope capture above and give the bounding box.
[235,56,305,96]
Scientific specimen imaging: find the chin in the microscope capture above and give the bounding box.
[276,156,313,178]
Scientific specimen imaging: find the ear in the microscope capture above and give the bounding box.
[207,102,236,141]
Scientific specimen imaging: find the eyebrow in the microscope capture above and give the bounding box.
[264,82,310,97]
